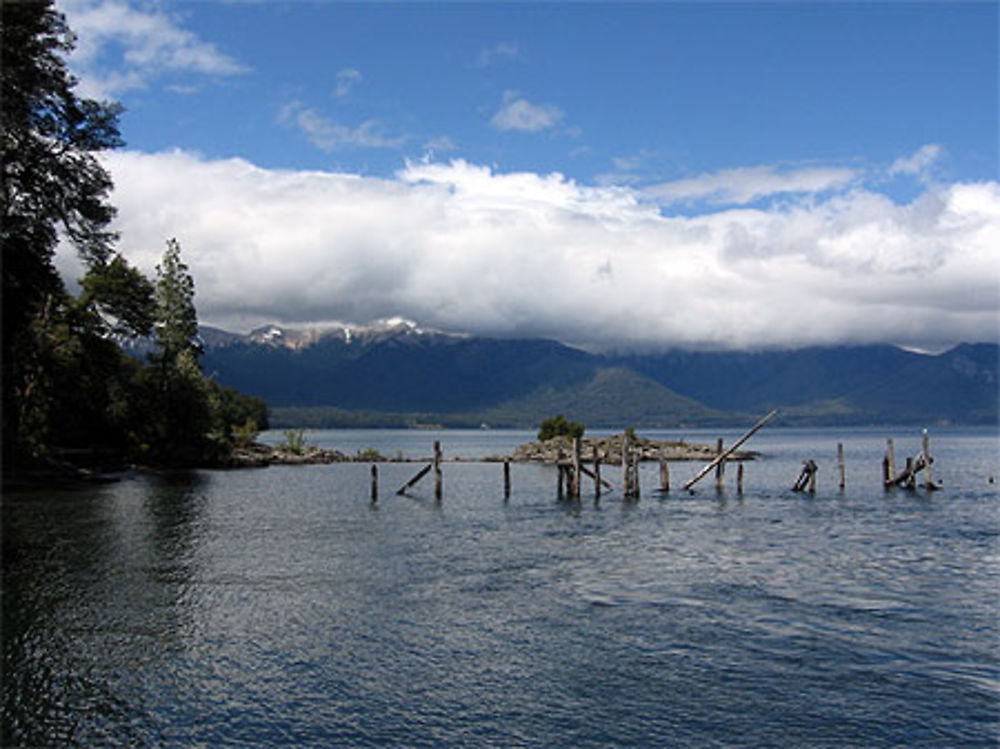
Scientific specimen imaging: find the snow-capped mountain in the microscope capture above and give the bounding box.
[206,318,462,351]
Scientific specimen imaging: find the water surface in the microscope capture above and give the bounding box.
[4,427,998,746]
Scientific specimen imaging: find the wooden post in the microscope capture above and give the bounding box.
[793,462,807,491]
[837,442,846,491]
[396,463,432,495]
[433,441,442,501]
[557,464,566,499]
[714,437,725,491]
[885,438,896,488]
[371,463,378,502]
[683,410,778,491]
[904,456,916,490]
[632,448,640,499]
[594,447,602,499]
[793,460,817,492]
[571,437,582,500]
[622,431,631,497]
[503,459,511,499]
[736,463,744,494]
[659,454,670,493]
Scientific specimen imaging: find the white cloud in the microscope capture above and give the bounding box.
[334,68,362,98]
[646,164,860,206]
[59,0,247,98]
[491,91,564,132]
[56,150,999,351]
[889,143,943,178]
[280,102,409,151]
[476,41,520,67]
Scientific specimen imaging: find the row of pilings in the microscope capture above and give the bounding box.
[382,423,947,503]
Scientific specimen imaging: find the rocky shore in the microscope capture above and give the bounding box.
[217,432,758,468]
[222,443,380,467]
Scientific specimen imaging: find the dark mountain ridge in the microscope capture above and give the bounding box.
[191,323,998,427]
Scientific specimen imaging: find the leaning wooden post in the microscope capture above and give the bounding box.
[503,459,511,499]
[371,464,378,502]
[433,441,442,500]
[683,410,778,491]
[571,437,582,500]
[736,463,744,494]
[793,460,817,492]
[714,437,725,491]
[396,463,432,495]
[659,453,670,493]
[593,447,602,499]
[837,442,846,491]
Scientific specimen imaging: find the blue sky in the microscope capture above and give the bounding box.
[56,0,999,350]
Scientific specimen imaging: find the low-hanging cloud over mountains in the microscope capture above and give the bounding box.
[58,148,999,352]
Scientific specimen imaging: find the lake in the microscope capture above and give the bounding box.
[3,426,998,747]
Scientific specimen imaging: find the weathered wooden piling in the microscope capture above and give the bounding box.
[922,429,937,490]
[885,438,896,486]
[593,447,602,499]
[622,432,631,497]
[571,437,582,500]
[837,442,846,491]
[503,459,511,499]
[683,409,778,491]
[371,464,378,502]
[659,454,670,494]
[793,460,818,493]
[631,448,640,499]
[396,462,432,495]
[883,431,936,491]
[395,441,444,498]
[736,463,744,494]
[433,441,442,500]
[714,437,725,491]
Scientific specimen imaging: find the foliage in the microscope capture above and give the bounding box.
[1,0,135,464]
[231,418,259,450]
[79,255,156,338]
[356,447,385,461]
[538,414,585,442]
[280,429,307,455]
[153,238,200,364]
[1,4,268,471]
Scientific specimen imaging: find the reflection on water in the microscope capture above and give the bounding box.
[3,428,999,747]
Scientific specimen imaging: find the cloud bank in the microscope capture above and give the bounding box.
[58,150,999,351]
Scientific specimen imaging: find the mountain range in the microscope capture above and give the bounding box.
[190,319,998,428]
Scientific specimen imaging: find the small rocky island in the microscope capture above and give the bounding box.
[511,433,757,464]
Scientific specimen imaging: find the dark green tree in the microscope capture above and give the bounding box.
[153,238,200,364]
[538,414,585,442]
[1,0,152,464]
[132,239,213,465]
